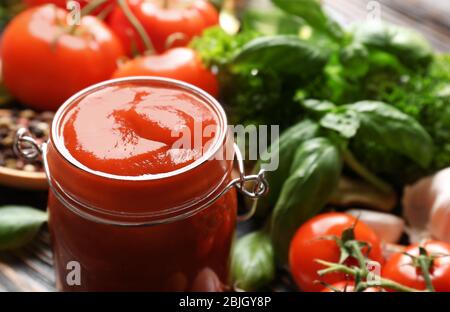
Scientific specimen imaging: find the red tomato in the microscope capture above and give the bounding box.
[1,5,124,111]
[24,0,67,7]
[289,212,384,292]
[25,0,116,17]
[112,47,219,97]
[382,240,450,292]
[320,281,381,292]
[108,0,219,55]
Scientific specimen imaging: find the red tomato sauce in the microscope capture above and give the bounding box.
[60,83,219,176]
[47,78,237,291]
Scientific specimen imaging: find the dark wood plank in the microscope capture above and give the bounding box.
[381,0,450,30]
[0,229,55,292]
[323,0,450,52]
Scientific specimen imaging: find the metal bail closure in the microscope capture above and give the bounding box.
[15,128,52,188]
[14,128,44,161]
[14,128,269,223]
[230,143,269,222]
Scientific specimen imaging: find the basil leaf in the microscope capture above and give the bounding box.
[347,101,433,168]
[301,99,336,116]
[231,231,275,291]
[320,107,361,139]
[254,119,320,217]
[0,206,48,250]
[271,0,343,40]
[339,43,370,78]
[232,35,330,77]
[351,22,433,68]
[270,138,342,264]
[242,9,305,36]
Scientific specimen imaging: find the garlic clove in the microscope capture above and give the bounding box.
[403,168,450,244]
[346,209,405,244]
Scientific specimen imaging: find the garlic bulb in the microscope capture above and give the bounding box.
[346,209,405,243]
[403,168,450,243]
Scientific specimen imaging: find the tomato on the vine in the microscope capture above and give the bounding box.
[108,0,219,55]
[112,47,219,97]
[1,5,124,111]
[289,212,384,292]
[382,240,450,292]
[24,0,67,7]
[24,0,116,17]
[320,281,381,292]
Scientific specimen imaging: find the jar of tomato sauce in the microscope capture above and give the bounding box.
[15,77,267,291]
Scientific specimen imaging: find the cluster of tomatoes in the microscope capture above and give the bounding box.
[289,212,450,292]
[1,0,219,111]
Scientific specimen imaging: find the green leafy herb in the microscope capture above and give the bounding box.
[190,27,260,67]
[339,43,370,79]
[271,0,343,40]
[346,101,434,168]
[0,206,48,251]
[320,107,360,139]
[366,54,450,172]
[253,119,320,217]
[351,22,433,68]
[232,35,330,77]
[231,231,275,291]
[300,99,336,116]
[242,9,305,36]
[270,137,343,264]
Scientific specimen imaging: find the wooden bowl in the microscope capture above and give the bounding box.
[0,165,47,190]
[0,109,48,190]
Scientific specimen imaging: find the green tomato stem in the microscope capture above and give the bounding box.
[349,241,368,275]
[66,0,108,35]
[355,279,422,293]
[316,260,354,275]
[81,0,108,16]
[377,278,426,292]
[418,256,436,292]
[117,0,155,54]
[316,259,426,292]
[342,149,394,194]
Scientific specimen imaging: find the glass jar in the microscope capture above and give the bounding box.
[15,77,267,291]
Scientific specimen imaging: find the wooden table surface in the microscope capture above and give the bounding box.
[0,0,449,292]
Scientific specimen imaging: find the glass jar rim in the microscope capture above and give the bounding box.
[50,76,228,182]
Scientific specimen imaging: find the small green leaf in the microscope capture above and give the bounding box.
[320,108,361,139]
[339,43,370,78]
[271,0,343,40]
[232,35,330,77]
[341,227,356,242]
[351,21,433,68]
[419,246,428,257]
[301,99,336,115]
[339,246,351,264]
[0,206,48,251]
[231,231,275,291]
[242,9,305,36]
[346,101,434,168]
[190,27,259,67]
